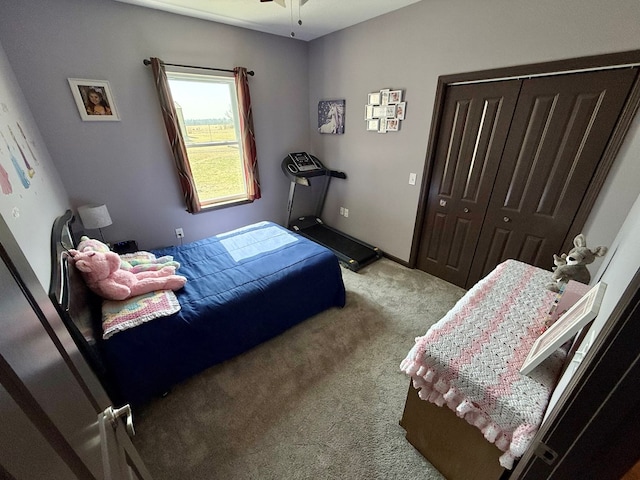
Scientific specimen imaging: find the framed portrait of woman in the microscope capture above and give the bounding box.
[68,78,120,121]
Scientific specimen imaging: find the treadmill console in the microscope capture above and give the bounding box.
[287,152,322,173]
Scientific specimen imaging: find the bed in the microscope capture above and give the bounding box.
[399,259,569,479]
[49,210,346,407]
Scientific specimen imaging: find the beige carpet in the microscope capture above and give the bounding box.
[133,258,466,479]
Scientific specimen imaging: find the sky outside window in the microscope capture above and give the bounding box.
[167,78,232,120]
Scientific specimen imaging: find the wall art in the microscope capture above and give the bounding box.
[68,78,120,121]
[365,88,406,133]
[318,99,345,134]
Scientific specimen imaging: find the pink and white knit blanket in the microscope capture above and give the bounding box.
[400,259,566,469]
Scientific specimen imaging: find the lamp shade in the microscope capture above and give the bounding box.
[77,204,112,230]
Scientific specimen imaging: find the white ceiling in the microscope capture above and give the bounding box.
[114,0,423,42]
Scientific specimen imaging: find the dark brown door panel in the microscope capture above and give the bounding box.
[417,80,521,286]
[467,68,637,287]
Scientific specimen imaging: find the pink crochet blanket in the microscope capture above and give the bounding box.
[400,260,566,469]
[102,290,180,339]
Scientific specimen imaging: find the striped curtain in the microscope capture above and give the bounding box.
[149,57,201,213]
[234,67,261,201]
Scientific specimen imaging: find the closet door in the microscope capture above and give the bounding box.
[466,68,638,287]
[415,80,521,287]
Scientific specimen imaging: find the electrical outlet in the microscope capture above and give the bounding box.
[344,208,349,218]
[340,207,345,216]
[409,173,417,185]
[175,228,184,238]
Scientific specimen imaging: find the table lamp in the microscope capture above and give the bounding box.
[77,204,112,243]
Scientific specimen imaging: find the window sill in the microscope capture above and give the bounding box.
[196,198,253,213]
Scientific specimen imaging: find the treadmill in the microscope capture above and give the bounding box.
[282,152,381,271]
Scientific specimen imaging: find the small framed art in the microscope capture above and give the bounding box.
[380,89,390,105]
[384,104,397,118]
[368,92,381,105]
[372,105,386,118]
[367,119,380,131]
[365,105,374,120]
[520,282,607,375]
[396,102,406,120]
[318,99,345,134]
[386,118,399,131]
[389,90,403,103]
[68,78,120,121]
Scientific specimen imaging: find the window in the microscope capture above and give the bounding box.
[166,71,247,208]
[148,58,260,213]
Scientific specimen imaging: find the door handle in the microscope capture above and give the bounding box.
[104,404,135,437]
[503,216,511,222]
[463,208,470,213]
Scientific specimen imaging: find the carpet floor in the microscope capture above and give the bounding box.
[132,257,466,479]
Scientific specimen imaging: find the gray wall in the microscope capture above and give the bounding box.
[0,0,310,251]
[1,0,639,271]
[309,0,640,262]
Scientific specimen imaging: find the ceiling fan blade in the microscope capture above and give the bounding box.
[260,0,307,7]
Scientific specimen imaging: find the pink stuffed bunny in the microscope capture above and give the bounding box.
[71,249,187,301]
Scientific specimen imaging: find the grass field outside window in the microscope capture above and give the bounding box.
[168,72,248,208]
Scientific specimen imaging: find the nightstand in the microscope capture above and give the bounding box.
[112,240,138,254]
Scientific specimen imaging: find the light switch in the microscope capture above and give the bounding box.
[409,173,417,185]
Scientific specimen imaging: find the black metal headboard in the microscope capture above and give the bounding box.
[48,209,119,402]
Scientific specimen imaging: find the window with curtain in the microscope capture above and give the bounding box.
[149,58,260,213]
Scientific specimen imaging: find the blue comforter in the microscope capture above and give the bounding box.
[102,222,346,406]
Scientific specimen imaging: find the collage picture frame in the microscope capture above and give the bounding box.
[364,88,406,133]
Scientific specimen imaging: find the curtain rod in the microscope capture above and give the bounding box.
[142,58,254,76]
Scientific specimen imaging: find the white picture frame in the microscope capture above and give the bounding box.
[384,104,397,118]
[368,92,381,105]
[386,118,399,131]
[396,102,406,120]
[365,88,406,132]
[372,105,385,118]
[367,119,380,131]
[520,282,607,375]
[365,104,375,120]
[68,78,120,121]
[389,89,403,104]
[380,89,390,105]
